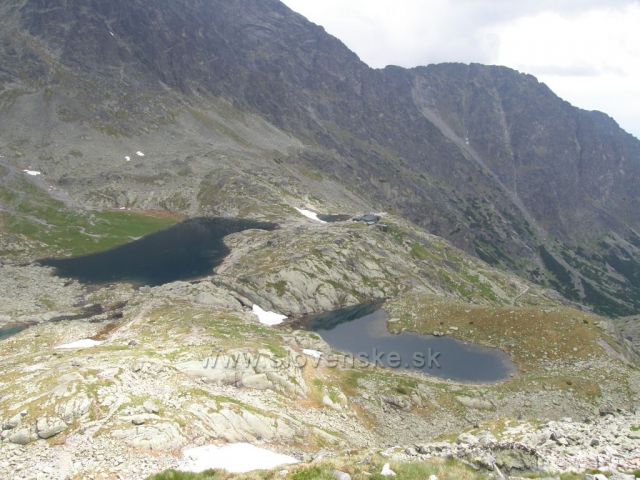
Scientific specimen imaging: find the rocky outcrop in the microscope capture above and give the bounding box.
[455,395,495,411]
[6,427,35,445]
[152,281,244,311]
[216,221,545,316]
[402,411,640,475]
[35,417,67,439]
[2,412,25,431]
[56,394,92,423]
[187,404,296,443]
[111,422,185,451]
[177,348,307,397]
[0,264,84,326]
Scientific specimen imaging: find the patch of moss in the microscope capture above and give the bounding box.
[267,280,288,296]
[0,178,178,256]
[148,470,223,480]
[290,467,334,480]
[410,242,430,260]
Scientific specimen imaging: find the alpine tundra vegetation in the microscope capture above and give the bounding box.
[0,1,639,479]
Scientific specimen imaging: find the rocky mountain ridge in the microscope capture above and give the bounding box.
[1,1,640,479]
[1,0,639,314]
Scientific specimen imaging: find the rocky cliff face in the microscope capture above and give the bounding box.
[1,0,640,317]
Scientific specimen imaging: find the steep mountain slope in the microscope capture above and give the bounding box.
[2,2,640,478]
[410,64,640,315]
[412,63,640,239]
[1,0,640,315]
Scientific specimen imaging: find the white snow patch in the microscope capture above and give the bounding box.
[294,207,327,224]
[135,151,145,157]
[252,305,287,326]
[55,339,103,350]
[125,156,131,162]
[179,443,298,473]
[23,170,41,176]
[381,464,396,477]
[302,349,322,359]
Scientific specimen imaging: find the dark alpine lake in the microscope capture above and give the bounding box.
[39,217,277,286]
[0,324,28,341]
[304,304,515,383]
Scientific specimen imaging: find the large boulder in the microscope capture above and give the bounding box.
[56,394,92,423]
[36,417,67,439]
[240,373,272,390]
[457,432,479,446]
[2,412,25,430]
[143,400,160,414]
[7,427,36,445]
[493,445,540,473]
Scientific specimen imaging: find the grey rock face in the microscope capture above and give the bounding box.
[186,404,295,443]
[2,412,25,430]
[7,427,35,445]
[56,394,92,423]
[457,432,479,446]
[192,289,241,310]
[493,446,539,472]
[477,431,497,446]
[35,417,67,439]
[177,348,307,396]
[111,423,185,451]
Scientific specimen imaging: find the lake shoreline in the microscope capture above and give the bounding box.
[295,303,517,384]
